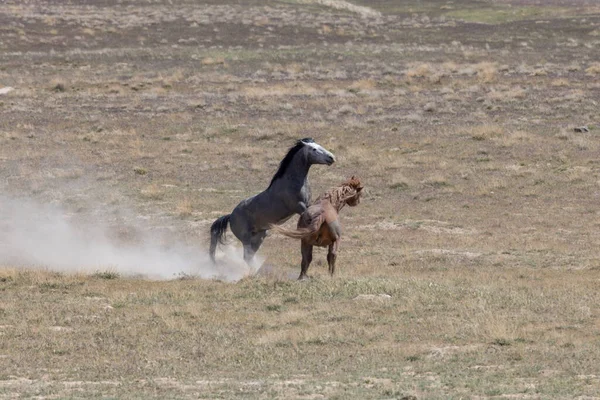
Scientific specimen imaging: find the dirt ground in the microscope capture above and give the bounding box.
[1,0,600,398]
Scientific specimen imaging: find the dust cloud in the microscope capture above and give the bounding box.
[0,196,259,281]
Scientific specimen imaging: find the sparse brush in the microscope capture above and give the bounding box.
[3,3,600,397]
[348,79,376,93]
[140,184,165,200]
[176,198,193,217]
[467,124,505,140]
[585,63,600,75]
[92,270,120,280]
[475,62,497,83]
[337,104,356,115]
[551,78,570,87]
[389,181,409,191]
[50,78,68,92]
[423,174,449,188]
[487,87,527,101]
[201,57,226,66]
[405,63,432,78]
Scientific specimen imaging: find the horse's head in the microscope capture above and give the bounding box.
[300,138,335,166]
[268,138,335,189]
[343,176,363,207]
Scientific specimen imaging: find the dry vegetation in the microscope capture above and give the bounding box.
[1,0,600,398]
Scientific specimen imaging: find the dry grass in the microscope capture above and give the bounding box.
[1,267,600,398]
[175,197,193,217]
[475,62,498,83]
[1,0,600,398]
[405,63,433,79]
[585,63,600,75]
[465,124,506,141]
[140,184,166,200]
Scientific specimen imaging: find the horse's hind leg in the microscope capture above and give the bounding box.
[327,240,339,276]
[243,231,267,270]
[299,241,313,280]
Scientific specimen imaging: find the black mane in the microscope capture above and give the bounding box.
[267,138,314,188]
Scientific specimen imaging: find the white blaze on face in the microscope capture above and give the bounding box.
[306,141,335,161]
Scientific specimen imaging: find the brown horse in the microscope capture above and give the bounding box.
[271,176,363,280]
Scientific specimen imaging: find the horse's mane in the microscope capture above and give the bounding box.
[267,138,314,189]
[317,176,363,209]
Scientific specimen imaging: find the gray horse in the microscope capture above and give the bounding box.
[209,138,335,266]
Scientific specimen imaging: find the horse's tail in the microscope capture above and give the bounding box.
[209,214,231,264]
[269,224,314,240]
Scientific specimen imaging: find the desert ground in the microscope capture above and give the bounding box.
[1,0,600,398]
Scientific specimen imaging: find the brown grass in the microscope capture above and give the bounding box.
[475,62,498,83]
[585,63,600,75]
[1,268,599,398]
[405,63,433,78]
[2,0,600,398]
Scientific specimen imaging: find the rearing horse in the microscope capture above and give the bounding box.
[209,138,335,266]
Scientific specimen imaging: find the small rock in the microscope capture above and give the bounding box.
[574,126,589,133]
[423,103,436,112]
[0,87,14,95]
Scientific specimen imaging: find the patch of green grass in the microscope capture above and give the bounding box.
[220,126,239,135]
[92,271,120,280]
[492,338,512,347]
[39,281,75,290]
[445,6,570,24]
[389,182,409,191]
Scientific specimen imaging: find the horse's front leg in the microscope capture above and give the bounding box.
[327,239,339,276]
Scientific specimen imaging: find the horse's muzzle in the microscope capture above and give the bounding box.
[326,155,335,165]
